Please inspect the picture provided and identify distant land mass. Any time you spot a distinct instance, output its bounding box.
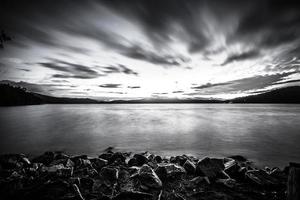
[230,86,300,104]
[0,84,98,106]
[0,83,300,106]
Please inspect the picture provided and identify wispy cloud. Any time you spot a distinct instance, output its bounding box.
[99,84,122,88]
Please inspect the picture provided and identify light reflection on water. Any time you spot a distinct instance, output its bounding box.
[0,104,300,167]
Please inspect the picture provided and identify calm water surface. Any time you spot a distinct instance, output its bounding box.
[0,104,300,167]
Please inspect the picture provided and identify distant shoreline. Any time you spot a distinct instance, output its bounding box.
[1,83,300,106]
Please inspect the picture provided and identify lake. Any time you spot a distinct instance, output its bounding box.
[0,104,300,168]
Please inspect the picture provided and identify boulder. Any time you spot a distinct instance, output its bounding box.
[42,164,73,177]
[80,177,94,191]
[73,184,85,200]
[228,155,247,162]
[224,159,245,181]
[90,158,107,171]
[50,158,74,168]
[216,178,237,188]
[133,154,148,166]
[100,167,119,184]
[154,155,162,163]
[32,151,55,165]
[245,169,281,186]
[112,191,153,200]
[109,152,126,164]
[183,160,196,174]
[155,163,186,181]
[0,154,30,170]
[195,157,225,180]
[138,164,162,189]
[167,193,186,200]
[170,156,188,166]
[99,153,113,161]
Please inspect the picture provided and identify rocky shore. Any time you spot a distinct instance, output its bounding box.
[0,150,288,200]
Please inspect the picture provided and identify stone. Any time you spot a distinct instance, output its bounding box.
[190,176,210,185]
[224,159,245,181]
[228,155,247,162]
[73,184,85,200]
[50,158,74,168]
[73,158,92,169]
[138,164,162,189]
[156,163,186,180]
[195,157,225,180]
[216,178,236,188]
[170,156,188,166]
[99,153,113,161]
[80,177,94,191]
[54,152,70,160]
[183,160,196,174]
[90,158,107,171]
[128,158,139,167]
[109,152,126,164]
[0,154,31,170]
[133,154,148,166]
[32,151,55,165]
[167,193,186,200]
[112,191,153,200]
[246,169,281,186]
[100,167,119,184]
[42,164,73,177]
[154,155,162,163]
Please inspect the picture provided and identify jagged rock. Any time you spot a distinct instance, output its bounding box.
[128,158,139,166]
[113,191,153,200]
[32,151,55,165]
[156,163,186,180]
[167,193,186,200]
[109,152,126,164]
[224,159,245,181]
[229,155,247,162]
[80,177,94,191]
[90,158,107,171]
[246,169,281,186]
[154,155,162,163]
[138,164,162,189]
[73,184,85,200]
[195,157,225,180]
[189,176,210,185]
[42,164,73,177]
[216,178,237,188]
[100,167,118,185]
[99,153,113,161]
[54,152,70,160]
[0,154,31,170]
[269,167,287,184]
[50,158,74,168]
[170,156,188,166]
[133,154,148,166]
[72,158,91,169]
[183,160,196,174]
[30,179,71,200]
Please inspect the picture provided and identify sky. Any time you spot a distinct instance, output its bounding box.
[0,0,300,100]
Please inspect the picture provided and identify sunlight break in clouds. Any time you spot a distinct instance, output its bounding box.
[0,0,299,100]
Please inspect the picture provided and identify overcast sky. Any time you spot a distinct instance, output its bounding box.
[0,0,300,100]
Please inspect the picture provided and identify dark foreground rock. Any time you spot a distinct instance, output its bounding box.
[0,151,288,200]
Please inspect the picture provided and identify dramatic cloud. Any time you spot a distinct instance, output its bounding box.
[102,64,138,76]
[221,50,260,66]
[40,60,101,79]
[0,0,299,99]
